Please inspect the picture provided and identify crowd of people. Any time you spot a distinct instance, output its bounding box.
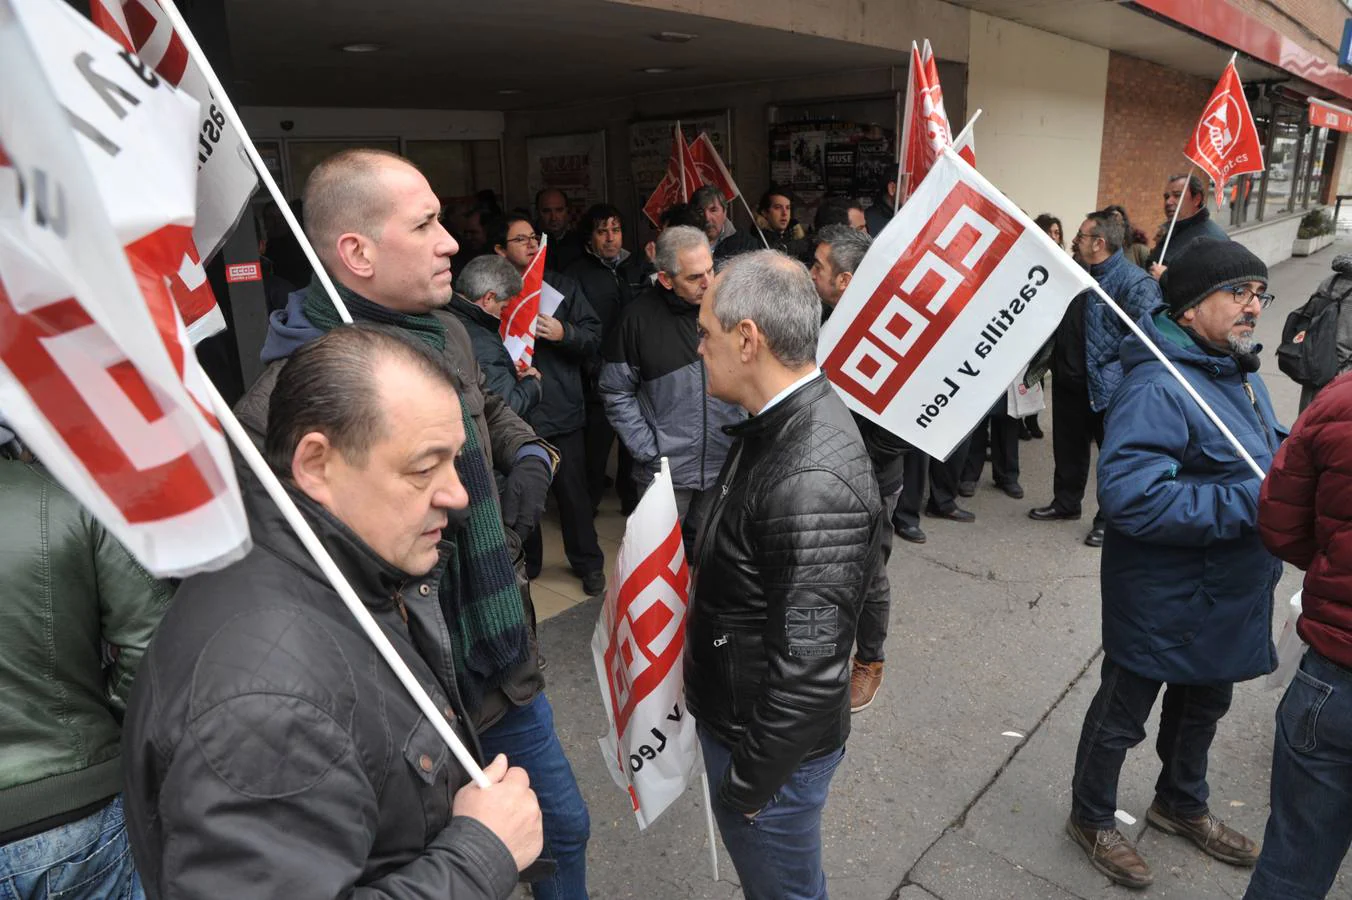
[7,146,1352,900]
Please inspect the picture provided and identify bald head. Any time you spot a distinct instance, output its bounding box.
[303,149,414,270]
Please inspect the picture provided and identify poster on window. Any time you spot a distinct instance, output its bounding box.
[526,132,608,221]
[768,120,895,226]
[629,113,732,209]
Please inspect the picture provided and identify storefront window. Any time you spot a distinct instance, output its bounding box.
[1261,105,1303,220]
[1226,102,1335,229]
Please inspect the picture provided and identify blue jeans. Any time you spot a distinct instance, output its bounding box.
[1071,656,1233,830]
[478,694,590,900]
[1245,650,1352,899]
[0,795,143,900]
[698,728,844,900]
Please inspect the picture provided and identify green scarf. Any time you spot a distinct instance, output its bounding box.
[302,278,528,717]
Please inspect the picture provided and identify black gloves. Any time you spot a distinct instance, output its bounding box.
[500,455,553,540]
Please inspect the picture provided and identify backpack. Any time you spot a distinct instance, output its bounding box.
[1277,279,1352,388]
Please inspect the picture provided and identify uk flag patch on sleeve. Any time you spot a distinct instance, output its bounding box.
[786,606,837,658]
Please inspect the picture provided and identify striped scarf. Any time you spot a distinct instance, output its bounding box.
[303,279,528,716]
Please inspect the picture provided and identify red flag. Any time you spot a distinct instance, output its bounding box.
[500,237,547,369]
[689,133,739,202]
[901,41,966,203]
[1184,60,1264,208]
[642,123,703,226]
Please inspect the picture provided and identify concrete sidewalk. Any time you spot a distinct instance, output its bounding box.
[532,239,1352,899]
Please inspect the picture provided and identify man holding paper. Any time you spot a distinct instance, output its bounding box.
[1067,240,1281,888]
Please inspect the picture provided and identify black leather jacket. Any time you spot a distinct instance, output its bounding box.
[685,375,882,814]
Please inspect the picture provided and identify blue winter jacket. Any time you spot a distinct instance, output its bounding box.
[1084,250,1163,412]
[1097,311,1284,685]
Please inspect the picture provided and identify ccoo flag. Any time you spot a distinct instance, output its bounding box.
[0,0,249,577]
[591,458,699,829]
[819,148,1095,460]
[1185,59,1264,209]
[500,235,547,370]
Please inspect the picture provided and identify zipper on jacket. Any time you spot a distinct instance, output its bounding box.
[1241,376,1278,454]
[713,634,729,647]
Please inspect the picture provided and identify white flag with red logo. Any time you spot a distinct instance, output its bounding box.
[819,149,1095,460]
[591,458,699,830]
[689,132,739,202]
[0,0,249,577]
[1184,59,1264,209]
[500,236,546,370]
[643,123,703,227]
[92,0,257,336]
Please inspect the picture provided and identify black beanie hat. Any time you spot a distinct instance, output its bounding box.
[1161,239,1268,319]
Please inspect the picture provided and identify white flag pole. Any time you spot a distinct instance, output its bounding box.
[1155,167,1193,267]
[701,773,720,882]
[205,378,491,787]
[737,193,772,249]
[896,43,918,212]
[1095,285,1265,480]
[155,0,351,324]
[951,108,982,150]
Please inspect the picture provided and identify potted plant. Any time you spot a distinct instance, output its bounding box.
[1294,208,1336,256]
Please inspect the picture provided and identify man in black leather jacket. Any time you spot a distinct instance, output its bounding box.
[687,249,883,900]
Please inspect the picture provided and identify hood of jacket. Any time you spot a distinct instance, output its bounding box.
[260,289,323,364]
[1118,308,1246,380]
[446,292,500,332]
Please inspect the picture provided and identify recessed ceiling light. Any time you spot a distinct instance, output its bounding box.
[640,66,683,74]
[340,42,382,53]
[652,31,697,43]
[498,89,523,95]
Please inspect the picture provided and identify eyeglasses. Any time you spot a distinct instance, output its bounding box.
[1222,285,1275,309]
[1072,231,1097,243]
[506,233,540,246]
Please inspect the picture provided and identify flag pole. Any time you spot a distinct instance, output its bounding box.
[1094,284,1265,480]
[701,773,720,882]
[896,43,918,212]
[1155,166,1194,267]
[204,378,491,787]
[737,193,772,249]
[952,108,982,150]
[155,0,351,324]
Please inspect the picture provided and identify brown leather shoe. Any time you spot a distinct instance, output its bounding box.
[850,658,884,712]
[1065,817,1153,889]
[1146,802,1259,866]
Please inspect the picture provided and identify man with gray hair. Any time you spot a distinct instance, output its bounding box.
[686,250,883,899]
[600,225,743,554]
[692,184,759,266]
[449,255,543,420]
[812,225,909,712]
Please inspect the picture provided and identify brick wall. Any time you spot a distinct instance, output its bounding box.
[1227,0,1344,62]
[1096,52,1214,246]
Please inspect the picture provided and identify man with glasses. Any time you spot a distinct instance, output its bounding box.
[1030,211,1161,546]
[1147,173,1228,279]
[1065,239,1281,890]
[492,213,608,598]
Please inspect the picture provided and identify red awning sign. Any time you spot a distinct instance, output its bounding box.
[1310,97,1352,132]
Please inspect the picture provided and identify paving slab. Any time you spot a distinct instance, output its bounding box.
[910,831,1086,900]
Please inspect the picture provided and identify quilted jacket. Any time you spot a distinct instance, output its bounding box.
[1259,371,1352,671]
[1084,250,1163,412]
[1098,311,1283,685]
[685,375,882,814]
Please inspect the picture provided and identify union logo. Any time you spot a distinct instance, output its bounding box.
[1198,91,1241,161]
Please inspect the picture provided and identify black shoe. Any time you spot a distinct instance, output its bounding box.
[1018,423,1033,441]
[957,481,977,498]
[1028,505,1081,521]
[581,571,607,596]
[1027,417,1045,439]
[926,505,975,523]
[1084,528,1104,547]
[999,481,1025,500]
[894,522,928,544]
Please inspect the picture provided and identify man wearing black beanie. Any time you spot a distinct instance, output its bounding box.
[1065,238,1283,889]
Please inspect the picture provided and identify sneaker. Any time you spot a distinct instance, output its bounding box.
[849,658,884,712]
[1145,802,1259,867]
[581,570,607,596]
[1065,817,1154,889]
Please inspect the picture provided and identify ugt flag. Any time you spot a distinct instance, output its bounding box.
[643,123,702,227]
[819,148,1095,460]
[592,458,699,829]
[500,235,547,370]
[1185,59,1264,209]
[92,0,259,340]
[0,0,250,577]
[689,132,738,203]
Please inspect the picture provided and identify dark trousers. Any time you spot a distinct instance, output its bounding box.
[584,393,635,512]
[894,436,973,527]
[525,428,605,576]
[1071,656,1233,831]
[1051,376,1104,524]
[962,401,1020,487]
[856,490,900,663]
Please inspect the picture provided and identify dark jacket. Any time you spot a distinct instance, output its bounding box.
[1259,371,1352,671]
[864,194,894,238]
[1148,206,1229,267]
[685,375,882,814]
[542,230,585,276]
[1098,311,1283,685]
[0,461,170,841]
[1084,250,1164,411]
[236,290,549,730]
[122,473,518,899]
[447,293,542,419]
[599,285,743,490]
[821,303,908,494]
[530,273,602,439]
[710,224,761,268]
[1051,293,1090,385]
[563,248,649,349]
